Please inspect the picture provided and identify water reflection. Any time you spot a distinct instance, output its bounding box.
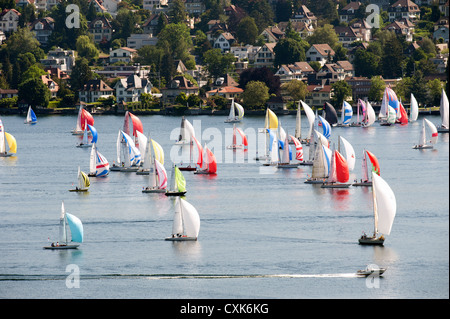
[170,240,202,262]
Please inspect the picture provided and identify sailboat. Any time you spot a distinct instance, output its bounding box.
[227,124,248,149]
[338,136,355,172]
[413,118,438,149]
[362,101,376,127]
[72,106,94,135]
[359,172,396,245]
[88,143,109,177]
[69,166,90,192]
[165,197,200,241]
[277,132,298,168]
[437,88,449,133]
[409,93,419,122]
[255,108,278,161]
[292,101,302,143]
[123,111,144,147]
[44,201,83,250]
[77,123,97,148]
[379,88,399,125]
[323,102,338,126]
[136,132,164,174]
[321,148,351,188]
[396,101,408,125]
[24,106,37,124]
[305,137,331,184]
[337,101,352,127]
[165,165,187,196]
[142,142,167,193]
[225,98,244,123]
[301,101,315,144]
[318,115,331,140]
[176,117,196,144]
[352,150,379,186]
[111,130,141,171]
[194,144,217,174]
[178,135,202,171]
[0,118,17,157]
[289,135,303,163]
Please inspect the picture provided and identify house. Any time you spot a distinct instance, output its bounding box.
[205,86,243,100]
[206,20,229,42]
[291,5,317,27]
[316,63,347,84]
[306,44,335,66]
[254,42,276,68]
[33,0,60,11]
[41,74,59,98]
[93,64,149,79]
[115,74,153,103]
[29,17,54,46]
[109,47,137,64]
[142,13,168,35]
[384,20,414,42]
[334,26,361,48]
[0,88,18,99]
[349,19,372,42]
[277,21,314,39]
[79,79,114,103]
[184,0,206,17]
[40,48,76,73]
[260,26,284,43]
[275,62,315,83]
[213,32,235,52]
[143,0,168,12]
[430,55,448,73]
[0,9,20,33]
[336,60,355,78]
[305,84,332,108]
[433,18,449,43]
[230,45,260,62]
[339,1,362,23]
[347,76,372,101]
[161,76,199,105]
[266,95,287,111]
[127,33,158,49]
[388,0,420,22]
[404,41,420,56]
[88,16,113,44]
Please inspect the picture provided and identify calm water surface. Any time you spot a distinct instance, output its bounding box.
[0,113,448,299]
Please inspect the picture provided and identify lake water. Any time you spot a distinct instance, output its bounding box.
[0,112,448,301]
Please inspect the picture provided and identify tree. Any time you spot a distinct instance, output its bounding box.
[76,35,99,61]
[239,67,281,96]
[18,77,51,108]
[203,49,236,79]
[5,27,44,61]
[354,48,380,77]
[307,24,339,50]
[236,16,259,45]
[330,80,352,108]
[281,80,308,102]
[273,38,306,68]
[368,76,385,102]
[241,81,270,109]
[157,23,194,68]
[381,36,404,79]
[70,58,93,91]
[169,0,187,24]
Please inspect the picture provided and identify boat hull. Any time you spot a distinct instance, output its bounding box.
[69,189,88,192]
[277,163,299,168]
[110,166,122,171]
[76,144,92,148]
[142,188,166,193]
[298,161,313,166]
[165,236,197,241]
[165,191,186,196]
[178,166,197,171]
[120,167,139,172]
[0,153,13,157]
[357,268,386,277]
[304,179,326,184]
[43,244,80,250]
[358,236,385,245]
[136,169,149,175]
[352,181,372,186]
[412,145,433,149]
[321,183,351,188]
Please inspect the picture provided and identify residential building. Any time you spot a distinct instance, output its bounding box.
[0,9,20,33]
[142,13,168,35]
[213,32,235,52]
[30,17,55,46]
[0,88,18,99]
[109,47,138,64]
[161,76,199,105]
[88,16,113,44]
[384,20,414,42]
[184,0,205,17]
[260,26,284,43]
[433,18,449,42]
[430,55,448,73]
[0,31,6,44]
[127,34,158,50]
[388,0,420,22]
[347,76,371,101]
[115,74,153,103]
[41,74,59,98]
[94,64,149,79]
[334,26,362,48]
[339,1,362,23]
[277,21,314,39]
[316,63,347,84]
[230,45,260,62]
[306,44,335,66]
[336,60,355,78]
[205,86,243,100]
[143,0,168,12]
[291,5,317,27]
[40,48,76,73]
[349,19,372,42]
[305,84,333,108]
[275,61,315,83]
[254,43,276,68]
[79,79,114,103]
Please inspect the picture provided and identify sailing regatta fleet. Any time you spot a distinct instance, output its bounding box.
[1,87,448,248]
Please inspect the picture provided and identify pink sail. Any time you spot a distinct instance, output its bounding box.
[192,136,203,166]
[236,128,248,147]
[289,135,303,161]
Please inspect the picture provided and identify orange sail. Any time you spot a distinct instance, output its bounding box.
[81,109,94,130]
[129,112,143,137]
[398,102,408,125]
[366,150,380,175]
[206,147,217,174]
[192,136,203,166]
[335,150,349,183]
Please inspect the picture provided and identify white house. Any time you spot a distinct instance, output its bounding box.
[110,47,138,64]
[213,32,235,52]
[306,44,335,66]
[115,74,153,103]
[143,0,168,12]
[79,79,114,103]
[40,48,76,73]
[0,9,20,33]
[127,34,158,50]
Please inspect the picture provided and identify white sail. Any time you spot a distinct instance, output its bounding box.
[372,172,396,236]
[235,102,244,120]
[295,101,302,140]
[59,201,67,244]
[311,138,326,179]
[301,101,315,139]
[419,120,427,146]
[180,198,200,238]
[0,118,5,153]
[424,118,438,144]
[339,136,355,171]
[440,88,449,129]
[89,143,96,174]
[172,198,184,235]
[365,101,376,126]
[270,132,279,163]
[410,93,419,122]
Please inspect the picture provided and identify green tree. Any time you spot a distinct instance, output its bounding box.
[18,77,51,108]
[241,81,270,109]
[330,80,352,108]
[70,58,93,91]
[76,35,99,61]
[202,48,236,79]
[169,0,187,24]
[157,23,194,68]
[5,27,44,61]
[281,79,308,102]
[381,36,404,78]
[273,38,306,68]
[427,79,443,106]
[307,24,339,50]
[368,76,385,102]
[354,48,381,77]
[236,16,259,45]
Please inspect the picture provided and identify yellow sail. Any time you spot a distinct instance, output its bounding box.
[80,171,90,188]
[264,109,278,129]
[151,139,164,165]
[174,166,186,192]
[5,132,17,154]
